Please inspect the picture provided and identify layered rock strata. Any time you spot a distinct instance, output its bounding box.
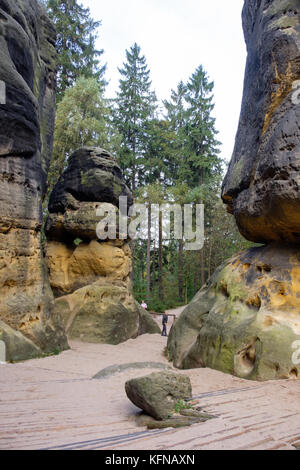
[0,0,68,358]
[46,147,159,344]
[222,0,300,244]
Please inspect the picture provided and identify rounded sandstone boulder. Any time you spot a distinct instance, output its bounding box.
[167,244,300,381]
[125,371,192,420]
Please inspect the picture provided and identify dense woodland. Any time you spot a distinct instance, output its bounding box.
[41,0,253,312]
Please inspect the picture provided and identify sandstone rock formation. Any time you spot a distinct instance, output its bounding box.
[125,371,192,420]
[168,245,300,380]
[222,0,300,244]
[46,147,159,344]
[136,302,161,336]
[0,0,68,358]
[168,0,300,380]
[0,320,41,362]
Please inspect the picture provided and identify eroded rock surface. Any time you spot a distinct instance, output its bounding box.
[136,302,161,336]
[222,0,300,244]
[46,147,158,344]
[125,371,192,420]
[168,245,300,380]
[0,0,68,357]
[0,319,42,362]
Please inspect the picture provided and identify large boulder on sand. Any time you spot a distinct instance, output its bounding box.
[0,320,41,362]
[54,281,139,344]
[0,0,68,357]
[167,245,300,380]
[136,302,161,336]
[125,371,192,420]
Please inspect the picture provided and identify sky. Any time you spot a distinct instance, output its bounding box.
[81,0,247,163]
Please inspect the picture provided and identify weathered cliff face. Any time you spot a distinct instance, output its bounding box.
[168,0,300,380]
[46,147,160,344]
[222,0,300,244]
[0,0,68,359]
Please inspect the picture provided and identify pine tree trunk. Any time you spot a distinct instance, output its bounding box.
[207,235,213,279]
[132,168,136,193]
[200,245,205,287]
[193,255,198,294]
[146,204,151,301]
[199,167,205,287]
[130,134,136,280]
[132,125,136,192]
[158,210,163,299]
[178,239,184,302]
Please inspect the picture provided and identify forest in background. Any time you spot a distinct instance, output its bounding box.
[40,0,254,312]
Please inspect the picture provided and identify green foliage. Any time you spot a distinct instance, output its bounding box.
[45,76,112,203]
[143,119,177,186]
[174,400,192,414]
[131,65,230,308]
[164,65,222,189]
[46,0,106,99]
[54,76,109,149]
[113,43,157,191]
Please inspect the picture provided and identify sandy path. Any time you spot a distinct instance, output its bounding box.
[0,333,300,450]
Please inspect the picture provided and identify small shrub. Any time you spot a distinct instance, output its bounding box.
[174,399,192,414]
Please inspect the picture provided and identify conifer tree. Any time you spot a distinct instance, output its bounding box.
[114,43,157,192]
[46,0,106,99]
[163,81,188,182]
[184,66,222,289]
[184,65,222,187]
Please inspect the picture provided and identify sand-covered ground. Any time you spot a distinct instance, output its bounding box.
[1,306,300,450]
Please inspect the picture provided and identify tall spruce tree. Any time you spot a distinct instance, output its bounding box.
[163,81,188,182]
[163,68,223,295]
[114,43,157,192]
[143,119,175,186]
[185,66,222,289]
[184,65,222,187]
[46,0,106,99]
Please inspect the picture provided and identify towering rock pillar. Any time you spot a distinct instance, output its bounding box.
[222,0,300,242]
[167,0,300,380]
[46,147,160,344]
[0,0,68,359]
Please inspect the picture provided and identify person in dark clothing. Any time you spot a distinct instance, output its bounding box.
[162,312,168,336]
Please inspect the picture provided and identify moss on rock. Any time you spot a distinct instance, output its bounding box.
[168,245,300,381]
[125,371,192,420]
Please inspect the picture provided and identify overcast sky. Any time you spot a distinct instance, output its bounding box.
[81,0,246,163]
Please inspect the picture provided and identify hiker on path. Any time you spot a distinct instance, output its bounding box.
[162,311,168,336]
[141,300,147,310]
